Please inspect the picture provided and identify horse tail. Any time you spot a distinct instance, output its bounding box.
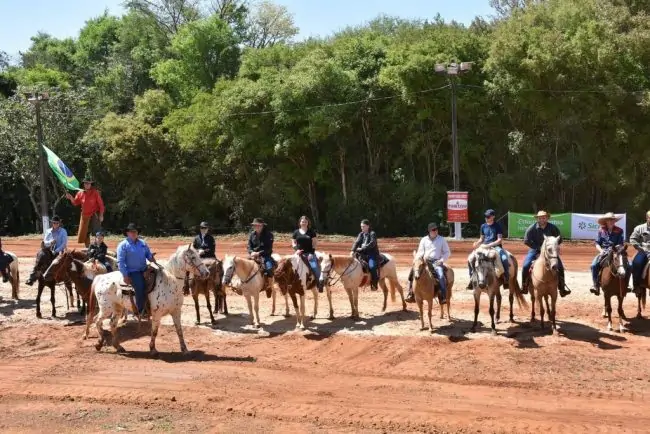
[642,289,647,311]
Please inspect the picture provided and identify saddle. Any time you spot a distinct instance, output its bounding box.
[253,256,276,298]
[120,265,159,318]
[297,254,318,290]
[357,253,390,274]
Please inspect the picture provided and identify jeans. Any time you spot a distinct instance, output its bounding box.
[102,261,112,273]
[306,254,321,282]
[366,254,379,283]
[128,271,146,315]
[494,247,509,280]
[261,255,274,277]
[591,255,601,287]
[522,249,565,283]
[433,264,447,301]
[632,251,650,287]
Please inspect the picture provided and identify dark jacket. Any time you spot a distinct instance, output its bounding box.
[248,228,274,257]
[193,233,216,258]
[88,242,108,263]
[352,231,379,257]
[524,223,562,251]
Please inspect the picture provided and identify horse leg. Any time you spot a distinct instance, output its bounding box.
[417,297,426,331]
[543,296,553,332]
[172,311,190,355]
[244,294,255,327]
[495,290,502,323]
[299,295,306,330]
[353,287,360,319]
[550,294,558,333]
[311,287,318,319]
[192,291,201,325]
[538,293,545,330]
[380,280,388,312]
[11,270,19,299]
[36,282,44,319]
[253,292,261,329]
[283,292,290,317]
[617,295,628,333]
[344,286,355,319]
[94,308,108,351]
[271,286,277,316]
[149,317,161,357]
[205,290,216,325]
[428,299,434,332]
[637,296,643,320]
[605,295,613,332]
[530,288,536,323]
[394,278,407,312]
[110,310,125,353]
[471,290,480,332]
[489,292,497,335]
[50,284,57,318]
[326,285,334,320]
[508,291,515,323]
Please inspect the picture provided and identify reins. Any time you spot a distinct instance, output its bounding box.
[324,256,358,287]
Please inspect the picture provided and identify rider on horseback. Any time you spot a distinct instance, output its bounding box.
[466,209,509,290]
[248,218,275,295]
[0,238,13,283]
[193,221,216,259]
[590,212,629,296]
[630,211,650,296]
[117,223,154,316]
[521,210,570,297]
[350,219,380,290]
[88,231,112,272]
[405,222,451,304]
[292,216,324,293]
[43,216,68,255]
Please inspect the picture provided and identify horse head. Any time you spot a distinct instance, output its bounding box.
[412,254,427,280]
[319,254,334,285]
[274,258,294,286]
[611,243,629,278]
[182,244,209,279]
[473,251,495,290]
[222,255,236,286]
[542,235,561,271]
[43,250,73,283]
[26,244,57,285]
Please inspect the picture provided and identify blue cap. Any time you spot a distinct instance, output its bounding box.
[95,231,104,237]
[484,209,496,217]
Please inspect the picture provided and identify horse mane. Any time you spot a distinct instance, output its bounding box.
[166,245,190,278]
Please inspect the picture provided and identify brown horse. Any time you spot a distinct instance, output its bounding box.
[411,253,454,331]
[598,244,630,332]
[186,258,223,325]
[3,251,19,299]
[529,236,560,333]
[273,256,308,329]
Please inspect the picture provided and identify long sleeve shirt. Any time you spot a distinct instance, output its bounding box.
[193,233,216,258]
[117,237,153,277]
[595,226,625,250]
[416,235,451,262]
[630,223,650,253]
[247,229,274,256]
[523,223,562,251]
[71,188,105,217]
[351,231,379,256]
[88,242,108,262]
[44,228,68,253]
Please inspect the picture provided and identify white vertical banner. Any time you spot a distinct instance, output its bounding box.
[570,213,626,240]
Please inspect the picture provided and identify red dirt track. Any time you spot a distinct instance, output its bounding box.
[1,237,649,433]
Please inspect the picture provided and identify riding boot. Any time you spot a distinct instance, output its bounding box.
[502,273,510,290]
[590,283,600,296]
[558,270,570,297]
[264,275,273,298]
[405,280,415,303]
[1,267,8,283]
[520,277,529,295]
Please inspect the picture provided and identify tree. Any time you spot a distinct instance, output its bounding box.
[245,0,299,48]
[123,0,202,35]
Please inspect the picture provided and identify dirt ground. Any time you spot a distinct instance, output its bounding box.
[1,236,650,433]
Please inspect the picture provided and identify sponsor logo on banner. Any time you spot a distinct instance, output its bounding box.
[447,191,468,223]
[571,213,626,240]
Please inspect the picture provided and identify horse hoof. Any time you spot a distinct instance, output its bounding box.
[150,349,159,358]
[619,325,628,333]
[115,345,126,353]
[182,350,191,357]
[211,320,217,326]
[328,315,335,321]
[637,313,643,320]
[470,327,477,333]
[36,313,42,319]
[420,326,429,331]
[95,342,103,351]
[253,324,260,329]
[491,329,498,336]
[607,325,613,332]
[194,321,200,326]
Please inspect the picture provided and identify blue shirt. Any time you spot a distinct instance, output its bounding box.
[596,226,625,249]
[480,222,503,245]
[44,227,68,253]
[117,237,153,277]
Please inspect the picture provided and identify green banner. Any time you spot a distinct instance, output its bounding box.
[507,212,572,238]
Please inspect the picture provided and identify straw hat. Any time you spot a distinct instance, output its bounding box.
[597,212,621,225]
[535,210,550,218]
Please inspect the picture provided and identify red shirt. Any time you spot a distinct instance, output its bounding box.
[72,188,105,217]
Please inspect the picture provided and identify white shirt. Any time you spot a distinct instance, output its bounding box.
[416,235,451,262]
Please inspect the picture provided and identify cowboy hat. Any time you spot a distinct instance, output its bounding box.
[535,210,550,218]
[50,215,62,223]
[199,221,211,229]
[81,178,95,184]
[597,212,622,225]
[251,218,266,226]
[123,223,140,235]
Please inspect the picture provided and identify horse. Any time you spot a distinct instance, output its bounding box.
[2,251,20,299]
[529,235,560,333]
[597,244,630,332]
[273,255,318,329]
[25,243,81,318]
[222,254,280,329]
[411,253,454,332]
[186,258,223,325]
[319,253,406,319]
[88,244,208,356]
[469,249,502,335]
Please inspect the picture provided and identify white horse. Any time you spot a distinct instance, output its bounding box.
[222,254,281,329]
[3,251,19,299]
[319,253,406,319]
[88,244,208,356]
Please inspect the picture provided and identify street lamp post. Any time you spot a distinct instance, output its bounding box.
[435,62,472,240]
[26,91,50,235]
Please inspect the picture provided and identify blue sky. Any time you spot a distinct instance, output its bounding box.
[0,0,494,58]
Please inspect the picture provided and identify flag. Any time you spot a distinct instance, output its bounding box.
[42,145,81,191]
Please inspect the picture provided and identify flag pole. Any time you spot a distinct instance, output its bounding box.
[27,92,50,235]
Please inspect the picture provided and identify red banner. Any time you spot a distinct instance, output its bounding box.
[447,191,469,223]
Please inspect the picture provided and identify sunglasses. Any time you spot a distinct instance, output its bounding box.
[429,228,438,232]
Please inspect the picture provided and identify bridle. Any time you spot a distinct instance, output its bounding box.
[223,256,260,286]
[542,239,560,273]
[321,255,358,287]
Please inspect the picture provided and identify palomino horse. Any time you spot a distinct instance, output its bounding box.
[25,243,80,318]
[273,255,312,329]
[222,254,281,329]
[597,244,630,332]
[319,253,406,319]
[470,249,502,335]
[88,244,208,356]
[529,235,560,333]
[411,253,454,331]
[3,251,19,299]
[186,258,223,325]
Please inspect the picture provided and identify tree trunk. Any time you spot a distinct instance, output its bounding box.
[339,147,347,204]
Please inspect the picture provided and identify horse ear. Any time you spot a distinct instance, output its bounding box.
[543,234,548,240]
[188,243,192,250]
[41,241,45,249]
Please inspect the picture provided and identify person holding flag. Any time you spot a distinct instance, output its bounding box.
[65,178,105,247]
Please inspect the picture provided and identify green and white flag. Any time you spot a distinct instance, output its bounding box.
[42,145,81,191]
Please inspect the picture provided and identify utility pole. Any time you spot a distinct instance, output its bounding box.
[26,91,50,235]
[435,62,472,240]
